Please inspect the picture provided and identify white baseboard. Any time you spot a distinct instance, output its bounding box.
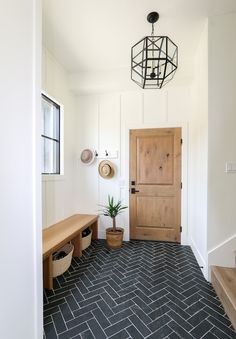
[98,231,106,240]
[190,238,208,280]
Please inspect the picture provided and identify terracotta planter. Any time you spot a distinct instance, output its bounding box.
[106,227,124,249]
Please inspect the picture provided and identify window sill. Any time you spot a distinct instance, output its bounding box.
[42,175,66,182]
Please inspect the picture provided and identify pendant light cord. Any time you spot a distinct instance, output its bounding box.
[151,23,154,36]
[151,23,155,74]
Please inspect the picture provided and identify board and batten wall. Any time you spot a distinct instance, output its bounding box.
[42,47,77,228]
[75,87,193,246]
[208,12,236,270]
[42,38,210,278]
[188,21,208,277]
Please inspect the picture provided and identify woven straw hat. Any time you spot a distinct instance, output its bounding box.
[80,149,95,165]
[98,160,115,179]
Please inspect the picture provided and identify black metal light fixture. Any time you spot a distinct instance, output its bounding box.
[131,12,178,89]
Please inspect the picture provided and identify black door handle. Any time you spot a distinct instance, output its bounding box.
[131,187,140,194]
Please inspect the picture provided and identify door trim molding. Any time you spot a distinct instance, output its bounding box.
[123,121,188,245]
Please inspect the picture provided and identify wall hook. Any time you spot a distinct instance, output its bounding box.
[95,150,98,157]
[105,150,108,156]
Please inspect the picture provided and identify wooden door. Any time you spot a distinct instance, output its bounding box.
[130,128,181,242]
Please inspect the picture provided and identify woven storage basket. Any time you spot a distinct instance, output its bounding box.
[81,230,92,251]
[52,243,74,278]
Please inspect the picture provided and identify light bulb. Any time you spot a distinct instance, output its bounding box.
[150,69,156,79]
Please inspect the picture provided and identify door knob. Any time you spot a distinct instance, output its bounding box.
[131,187,140,194]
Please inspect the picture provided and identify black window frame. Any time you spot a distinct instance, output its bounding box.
[41,93,61,175]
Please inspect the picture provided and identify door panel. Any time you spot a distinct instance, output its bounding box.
[137,135,174,185]
[137,196,175,228]
[130,128,181,242]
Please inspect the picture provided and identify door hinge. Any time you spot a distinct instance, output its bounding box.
[181,182,182,189]
[180,226,182,233]
[181,138,183,145]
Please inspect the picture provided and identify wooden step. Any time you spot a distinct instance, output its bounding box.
[211,266,236,330]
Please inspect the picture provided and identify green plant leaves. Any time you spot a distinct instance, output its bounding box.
[99,195,128,219]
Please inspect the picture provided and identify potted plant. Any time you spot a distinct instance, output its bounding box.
[100,195,127,249]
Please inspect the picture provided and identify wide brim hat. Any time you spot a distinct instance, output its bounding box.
[80,149,95,165]
[98,160,115,179]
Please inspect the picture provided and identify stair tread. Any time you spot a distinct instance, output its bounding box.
[212,266,236,308]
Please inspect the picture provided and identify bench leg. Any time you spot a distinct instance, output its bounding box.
[91,220,98,240]
[72,233,82,257]
[43,255,53,289]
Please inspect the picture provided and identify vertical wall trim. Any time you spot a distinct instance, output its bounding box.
[33,0,43,337]
[119,94,122,199]
[45,182,48,226]
[97,96,101,204]
[166,90,169,122]
[142,93,144,124]
[185,122,189,242]
[44,49,48,92]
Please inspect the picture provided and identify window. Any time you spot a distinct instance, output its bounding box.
[41,94,61,174]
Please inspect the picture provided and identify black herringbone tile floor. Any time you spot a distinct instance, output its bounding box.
[43,240,236,339]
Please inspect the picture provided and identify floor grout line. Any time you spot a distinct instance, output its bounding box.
[43,240,236,339]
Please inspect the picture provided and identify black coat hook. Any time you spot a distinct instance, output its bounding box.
[95,150,98,157]
[105,150,108,156]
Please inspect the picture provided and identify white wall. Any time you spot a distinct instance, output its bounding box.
[75,86,192,244]
[73,22,212,278]
[207,12,236,269]
[188,21,208,277]
[42,47,77,228]
[69,60,194,95]
[0,1,42,339]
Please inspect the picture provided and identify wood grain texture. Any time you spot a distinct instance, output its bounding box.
[43,214,98,259]
[137,134,173,184]
[43,214,98,289]
[43,255,53,290]
[130,128,181,242]
[137,196,175,227]
[211,266,236,330]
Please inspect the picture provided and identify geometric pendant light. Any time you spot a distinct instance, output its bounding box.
[131,12,178,89]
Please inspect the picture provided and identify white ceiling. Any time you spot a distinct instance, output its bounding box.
[43,0,236,74]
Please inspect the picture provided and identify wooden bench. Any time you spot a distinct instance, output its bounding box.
[43,214,98,289]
